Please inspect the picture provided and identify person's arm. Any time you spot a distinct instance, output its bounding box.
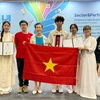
[65,31,69,39]
[79,37,97,52]
[43,36,48,46]
[30,35,34,44]
[11,35,14,42]
[79,47,89,51]
[14,34,18,48]
[88,38,97,52]
[95,37,100,53]
[47,32,52,46]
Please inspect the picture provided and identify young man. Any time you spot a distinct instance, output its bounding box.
[15,20,32,93]
[48,16,68,93]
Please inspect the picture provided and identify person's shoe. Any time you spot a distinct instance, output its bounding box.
[23,85,28,93]
[58,88,63,93]
[67,90,73,94]
[52,89,57,94]
[66,85,73,94]
[18,87,23,93]
[32,90,37,94]
[0,90,4,95]
[38,89,42,94]
[3,91,10,95]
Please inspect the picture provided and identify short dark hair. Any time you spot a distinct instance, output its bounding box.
[70,24,78,31]
[54,16,65,23]
[19,20,28,26]
[83,25,91,31]
[34,23,43,28]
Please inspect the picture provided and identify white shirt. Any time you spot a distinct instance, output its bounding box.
[48,29,68,44]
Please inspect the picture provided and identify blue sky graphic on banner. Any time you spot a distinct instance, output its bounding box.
[23,1,69,37]
[0,1,100,38]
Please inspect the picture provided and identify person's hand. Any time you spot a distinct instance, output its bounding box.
[84,47,89,51]
[78,47,89,51]
[78,47,84,50]
[48,43,52,46]
[23,41,26,44]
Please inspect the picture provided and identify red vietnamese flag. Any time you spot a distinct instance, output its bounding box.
[23,43,78,85]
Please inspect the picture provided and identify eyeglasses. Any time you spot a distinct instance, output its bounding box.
[21,24,27,26]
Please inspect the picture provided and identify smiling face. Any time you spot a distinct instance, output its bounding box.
[3,22,10,32]
[70,24,78,35]
[55,21,63,29]
[20,22,28,32]
[83,29,91,37]
[35,24,43,34]
[83,25,91,37]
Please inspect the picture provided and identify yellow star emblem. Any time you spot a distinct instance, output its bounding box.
[43,58,58,72]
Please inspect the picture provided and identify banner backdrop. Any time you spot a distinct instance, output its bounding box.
[0,1,100,38]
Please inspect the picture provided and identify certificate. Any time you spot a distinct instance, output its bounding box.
[73,37,84,48]
[3,42,14,55]
[0,42,2,55]
[52,35,64,47]
[63,39,73,47]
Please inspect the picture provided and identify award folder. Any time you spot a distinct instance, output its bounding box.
[3,42,14,55]
[63,39,73,47]
[52,35,64,47]
[73,37,84,48]
[0,42,2,55]
[63,36,84,48]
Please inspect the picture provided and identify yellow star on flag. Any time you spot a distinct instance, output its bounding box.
[43,58,58,72]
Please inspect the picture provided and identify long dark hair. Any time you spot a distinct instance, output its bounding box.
[0,21,10,42]
[70,24,78,32]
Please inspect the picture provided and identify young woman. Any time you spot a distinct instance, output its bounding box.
[0,21,15,95]
[66,24,81,94]
[76,25,100,99]
[69,24,80,39]
[30,23,47,94]
[95,36,100,83]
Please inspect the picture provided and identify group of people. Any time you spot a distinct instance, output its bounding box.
[0,16,100,99]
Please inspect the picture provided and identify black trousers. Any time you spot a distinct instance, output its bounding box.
[17,58,29,87]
